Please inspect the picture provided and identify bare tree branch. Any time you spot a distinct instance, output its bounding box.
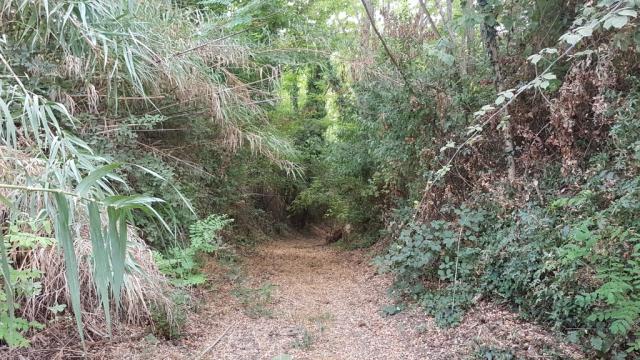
[417,0,443,39]
[169,29,250,59]
[434,0,458,49]
[359,0,416,95]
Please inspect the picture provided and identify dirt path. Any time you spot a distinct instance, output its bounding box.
[113,234,581,360]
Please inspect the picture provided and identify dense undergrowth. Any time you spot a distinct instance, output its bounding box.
[360,3,640,358]
[2,0,640,358]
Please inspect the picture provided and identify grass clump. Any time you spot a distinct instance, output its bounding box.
[150,290,191,340]
[231,282,277,319]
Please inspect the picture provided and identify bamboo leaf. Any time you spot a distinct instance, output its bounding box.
[106,206,125,310]
[0,193,13,209]
[0,97,16,147]
[87,202,112,337]
[0,233,16,344]
[130,164,196,215]
[75,163,121,197]
[104,195,170,232]
[53,193,85,348]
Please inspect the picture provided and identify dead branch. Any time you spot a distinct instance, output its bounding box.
[196,322,236,360]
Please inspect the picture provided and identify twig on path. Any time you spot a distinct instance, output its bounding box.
[86,330,151,347]
[195,322,236,360]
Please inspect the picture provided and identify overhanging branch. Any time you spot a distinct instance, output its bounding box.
[359,0,416,95]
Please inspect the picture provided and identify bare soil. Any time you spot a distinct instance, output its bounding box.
[105,233,581,360]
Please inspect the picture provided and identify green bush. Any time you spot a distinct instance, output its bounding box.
[154,214,233,287]
[381,177,640,355]
[377,206,487,327]
[381,174,640,354]
[376,78,640,356]
[0,222,51,347]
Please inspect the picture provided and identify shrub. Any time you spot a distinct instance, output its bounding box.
[150,290,190,340]
[154,214,233,287]
[375,63,640,356]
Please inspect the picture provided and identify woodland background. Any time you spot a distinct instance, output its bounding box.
[1,0,640,357]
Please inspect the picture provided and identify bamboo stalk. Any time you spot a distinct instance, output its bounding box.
[0,184,93,202]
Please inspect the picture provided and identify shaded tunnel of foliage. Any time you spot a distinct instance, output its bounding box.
[1,0,640,358]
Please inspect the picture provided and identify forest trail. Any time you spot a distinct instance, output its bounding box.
[113,233,582,360]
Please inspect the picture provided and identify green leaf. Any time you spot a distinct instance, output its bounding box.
[610,319,631,335]
[436,52,455,66]
[560,33,583,45]
[107,206,126,311]
[528,54,542,65]
[75,163,121,197]
[617,9,638,17]
[567,331,580,344]
[104,195,170,233]
[53,194,85,348]
[381,304,403,316]
[440,141,456,153]
[48,304,67,314]
[88,202,113,337]
[576,26,594,37]
[0,193,13,209]
[129,164,196,215]
[590,336,604,351]
[604,15,629,30]
[0,233,16,343]
[574,50,595,57]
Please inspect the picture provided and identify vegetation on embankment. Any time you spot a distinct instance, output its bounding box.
[2,0,640,358]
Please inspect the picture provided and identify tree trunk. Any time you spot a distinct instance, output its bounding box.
[479,0,516,182]
[462,0,475,74]
[417,0,443,39]
[361,0,375,51]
